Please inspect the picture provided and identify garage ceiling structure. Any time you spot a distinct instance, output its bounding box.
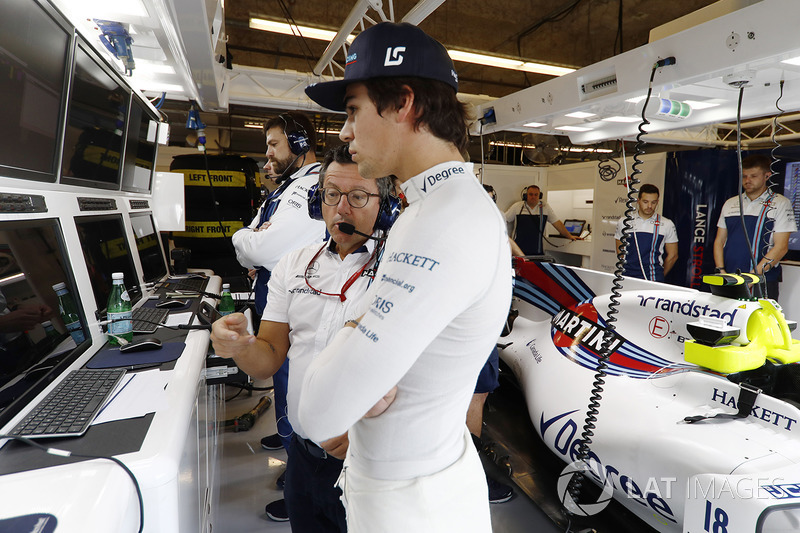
[53,0,772,161]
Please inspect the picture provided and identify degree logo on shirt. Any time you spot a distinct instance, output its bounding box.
[419,166,465,193]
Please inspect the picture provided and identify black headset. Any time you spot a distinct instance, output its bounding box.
[307,183,401,233]
[279,113,311,156]
[521,185,542,201]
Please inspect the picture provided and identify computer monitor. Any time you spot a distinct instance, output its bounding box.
[74,214,142,313]
[60,40,130,190]
[0,0,72,183]
[0,218,90,430]
[129,212,168,284]
[121,98,159,194]
[563,219,586,236]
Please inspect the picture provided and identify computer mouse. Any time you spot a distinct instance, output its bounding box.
[155,298,189,309]
[119,338,163,353]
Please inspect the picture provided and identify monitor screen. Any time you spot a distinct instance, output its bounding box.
[0,0,72,182]
[130,212,168,284]
[121,98,159,193]
[60,42,130,190]
[75,214,141,312]
[563,219,586,236]
[0,218,90,429]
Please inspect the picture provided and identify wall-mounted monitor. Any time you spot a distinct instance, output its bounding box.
[0,218,90,430]
[121,98,159,193]
[0,0,72,183]
[74,214,141,313]
[60,40,130,190]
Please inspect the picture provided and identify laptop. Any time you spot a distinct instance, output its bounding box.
[551,219,586,238]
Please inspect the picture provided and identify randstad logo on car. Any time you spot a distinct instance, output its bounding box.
[636,295,738,325]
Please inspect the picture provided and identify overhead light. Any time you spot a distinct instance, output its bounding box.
[524,122,547,128]
[604,116,640,123]
[249,17,355,43]
[565,111,595,118]
[683,100,720,110]
[244,121,264,129]
[448,50,575,76]
[566,147,614,153]
[133,60,176,76]
[489,141,523,148]
[555,125,591,132]
[781,55,800,66]
[0,272,25,286]
[625,95,648,103]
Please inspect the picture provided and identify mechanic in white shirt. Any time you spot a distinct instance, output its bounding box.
[615,183,678,282]
[504,185,578,255]
[230,112,326,519]
[302,22,512,532]
[211,144,398,532]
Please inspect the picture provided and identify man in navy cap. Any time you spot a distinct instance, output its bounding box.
[299,22,511,532]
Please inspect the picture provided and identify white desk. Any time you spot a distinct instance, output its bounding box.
[543,236,593,268]
[0,277,223,533]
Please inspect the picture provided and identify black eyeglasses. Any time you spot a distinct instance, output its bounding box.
[320,188,379,208]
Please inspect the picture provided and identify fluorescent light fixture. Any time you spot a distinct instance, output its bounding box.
[555,125,591,132]
[781,55,800,66]
[524,122,547,128]
[0,272,25,286]
[604,116,640,123]
[683,100,720,110]
[565,111,595,118]
[448,50,574,76]
[133,61,176,76]
[566,147,614,153]
[244,121,264,129]
[249,17,355,43]
[489,141,523,148]
[625,95,648,103]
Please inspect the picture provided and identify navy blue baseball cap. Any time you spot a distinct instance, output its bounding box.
[305,22,459,111]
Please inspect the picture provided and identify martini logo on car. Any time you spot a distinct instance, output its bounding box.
[551,305,623,354]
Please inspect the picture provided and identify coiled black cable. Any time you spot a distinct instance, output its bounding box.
[762,80,786,299]
[565,59,669,513]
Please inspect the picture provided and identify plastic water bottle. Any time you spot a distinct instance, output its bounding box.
[41,320,59,340]
[107,272,133,345]
[52,282,86,344]
[218,283,235,316]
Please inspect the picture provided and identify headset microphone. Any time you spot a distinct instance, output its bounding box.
[338,223,385,241]
[274,152,306,185]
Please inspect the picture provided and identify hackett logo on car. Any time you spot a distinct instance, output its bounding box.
[419,166,465,193]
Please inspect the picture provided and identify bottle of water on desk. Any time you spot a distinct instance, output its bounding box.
[219,283,235,316]
[52,282,86,344]
[107,272,133,345]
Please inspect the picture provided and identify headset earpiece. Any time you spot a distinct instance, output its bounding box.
[280,113,311,156]
[375,195,401,232]
[307,183,323,221]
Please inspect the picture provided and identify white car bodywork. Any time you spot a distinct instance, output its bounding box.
[499,260,800,533]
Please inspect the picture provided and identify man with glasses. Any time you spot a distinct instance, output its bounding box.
[211,145,396,532]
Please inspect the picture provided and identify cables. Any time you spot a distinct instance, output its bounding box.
[763,80,786,299]
[0,434,144,533]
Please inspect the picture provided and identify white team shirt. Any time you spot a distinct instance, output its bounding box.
[299,161,513,480]
[717,190,797,237]
[504,200,558,229]
[614,212,678,243]
[231,163,326,271]
[260,238,378,441]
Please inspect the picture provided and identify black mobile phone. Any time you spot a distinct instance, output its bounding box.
[198,300,223,326]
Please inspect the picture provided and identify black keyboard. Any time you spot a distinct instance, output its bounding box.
[9,368,126,439]
[132,306,170,334]
[162,277,207,293]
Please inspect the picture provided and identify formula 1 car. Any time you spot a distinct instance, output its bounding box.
[498,259,800,533]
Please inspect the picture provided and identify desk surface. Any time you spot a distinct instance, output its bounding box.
[0,276,221,533]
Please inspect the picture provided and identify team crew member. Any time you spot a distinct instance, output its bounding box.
[504,185,578,255]
[302,22,512,531]
[714,154,797,300]
[614,184,678,282]
[230,112,325,520]
[212,145,397,532]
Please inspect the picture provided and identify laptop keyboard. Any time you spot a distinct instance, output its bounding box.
[132,306,170,334]
[9,368,126,439]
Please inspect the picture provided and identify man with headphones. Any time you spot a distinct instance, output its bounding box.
[504,185,579,256]
[231,111,326,520]
[212,144,398,532]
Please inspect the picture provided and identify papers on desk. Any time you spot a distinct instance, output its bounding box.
[165,311,193,327]
[93,369,171,426]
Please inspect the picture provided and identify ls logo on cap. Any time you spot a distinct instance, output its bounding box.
[384,46,406,66]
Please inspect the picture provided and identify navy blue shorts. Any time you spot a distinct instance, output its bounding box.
[474,346,500,394]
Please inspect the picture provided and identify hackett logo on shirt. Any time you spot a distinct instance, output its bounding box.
[386,252,440,271]
[419,166,465,193]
